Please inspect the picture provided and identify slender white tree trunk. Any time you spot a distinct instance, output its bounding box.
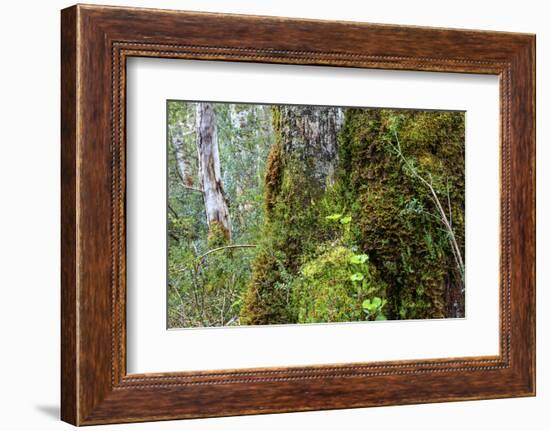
[196,102,232,241]
[173,136,192,186]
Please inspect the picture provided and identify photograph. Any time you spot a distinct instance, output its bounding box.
[43,1,536,427]
[167,101,466,328]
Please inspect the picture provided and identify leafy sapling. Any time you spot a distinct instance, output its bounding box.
[362,297,387,321]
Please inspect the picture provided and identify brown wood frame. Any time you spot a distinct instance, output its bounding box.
[61,4,536,426]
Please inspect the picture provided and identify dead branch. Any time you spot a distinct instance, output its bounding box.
[391,132,465,285]
[197,244,256,262]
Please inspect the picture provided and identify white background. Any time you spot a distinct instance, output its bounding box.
[127,59,499,373]
[0,0,547,430]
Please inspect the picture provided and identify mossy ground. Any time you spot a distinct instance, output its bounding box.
[292,244,387,323]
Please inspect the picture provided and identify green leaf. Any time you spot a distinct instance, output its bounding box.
[362,299,374,310]
[325,213,342,221]
[350,272,364,282]
[371,297,383,308]
[350,254,369,264]
[363,297,386,312]
[375,314,387,321]
[340,216,352,225]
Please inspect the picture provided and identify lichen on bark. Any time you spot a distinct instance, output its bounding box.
[196,102,232,242]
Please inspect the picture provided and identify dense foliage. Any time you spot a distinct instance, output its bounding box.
[167,102,273,327]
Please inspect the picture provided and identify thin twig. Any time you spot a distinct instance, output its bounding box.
[167,203,179,218]
[182,184,205,193]
[197,244,256,262]
[390,132,464,284]
[173,164,204,194]
[169,283,187,327]
[446,177,453,230]
[168,119,194,136]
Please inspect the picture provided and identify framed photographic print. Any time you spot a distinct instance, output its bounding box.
[61,4,535,425]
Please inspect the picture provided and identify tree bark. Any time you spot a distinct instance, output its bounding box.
[265,105,341,215]
[172,136,192,186]
[278,105,341,187]
[196,102,232,242]
[241,105,342,325]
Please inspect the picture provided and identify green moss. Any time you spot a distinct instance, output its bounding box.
[264,107,283,217]
[207,221,230,248]
[241,108,334,324]
[338,109,465,319]
[242,107,465,324]
[240,236,295,325]
[291,245,387,323]
[240,161,324,324]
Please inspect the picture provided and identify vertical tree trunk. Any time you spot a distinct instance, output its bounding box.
[337,108,465,319]
[265,105,341,215]
[241,105,341,325]
[196,102,232,243]
[278,105,340,185]
[172,136,193,187]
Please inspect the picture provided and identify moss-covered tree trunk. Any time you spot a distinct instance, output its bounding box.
[196,102,232,243]
[338,108,465,319]
[241,105,342,324]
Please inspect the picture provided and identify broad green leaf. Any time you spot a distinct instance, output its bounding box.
[362,299,375,310]
[372,297,383,307]
[350,272,364,282]
[350,254,369,264]
[375,314,387,321]
[340,216,352,225]
[325,213,342,221]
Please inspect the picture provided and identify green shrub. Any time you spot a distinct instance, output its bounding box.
[167,240,256,328]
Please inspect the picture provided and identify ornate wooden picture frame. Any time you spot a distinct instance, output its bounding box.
[61,4,535,425]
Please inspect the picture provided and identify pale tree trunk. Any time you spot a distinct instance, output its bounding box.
[172,136,194,187]
[196,102,232,242]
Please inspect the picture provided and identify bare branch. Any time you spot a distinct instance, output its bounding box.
[182,183,205,194]
[390,132,464,285]
[167,203,179,218]
[172,136,190,181]
[446,177,453,230]
[171,140,205,194]
[197,244,256,262]
[168,283,187,327]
